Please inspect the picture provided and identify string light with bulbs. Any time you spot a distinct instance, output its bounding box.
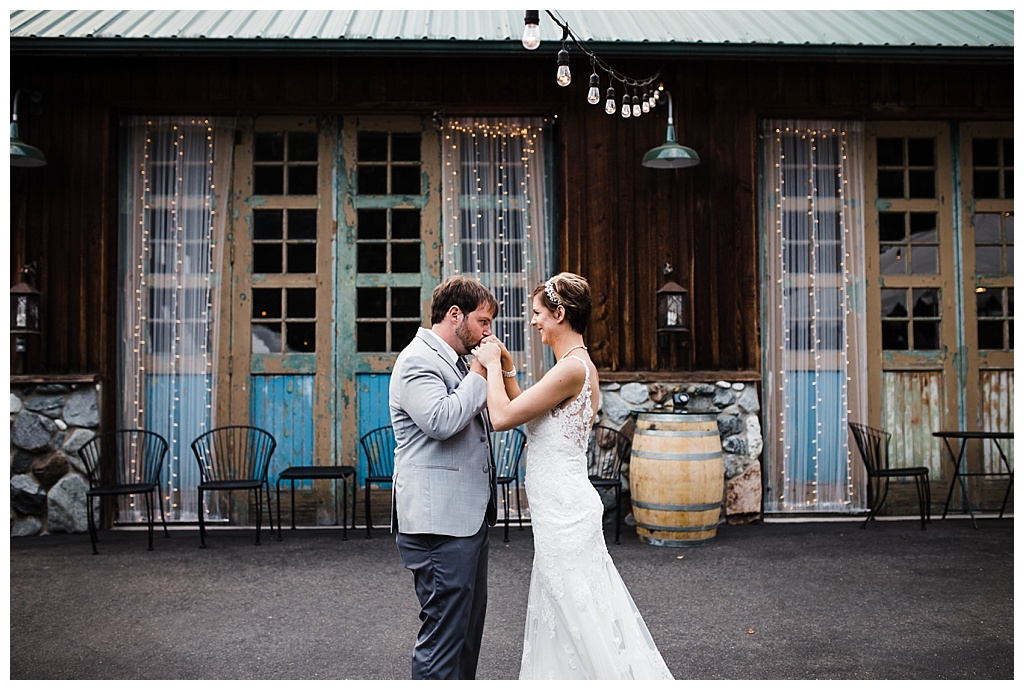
[522,10,663,120]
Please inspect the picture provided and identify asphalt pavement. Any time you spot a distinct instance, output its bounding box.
[7,516,1014,681]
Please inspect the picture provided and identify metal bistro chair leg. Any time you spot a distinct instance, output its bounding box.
[146,491,156,550]
[503,485,511,543]
[516,478,523,531]
[365,479,373,539]
[87,495,99,555]
[198,489,208,548]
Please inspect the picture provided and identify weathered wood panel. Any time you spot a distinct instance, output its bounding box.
[9,51,1013,436]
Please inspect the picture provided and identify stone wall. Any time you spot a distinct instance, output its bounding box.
[595,378,763,525]
[10,379,100,536]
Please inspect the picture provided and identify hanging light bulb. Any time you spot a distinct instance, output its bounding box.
[604,87,617,115]
[621,94,631,118]
[642,90,651,113]
[556,46,572,87]
[587,68,601,105]
[522,10,541,50]
[632,94,642,118]
[649,90,657,108]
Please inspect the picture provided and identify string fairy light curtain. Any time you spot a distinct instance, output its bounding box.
[118,116,235,522]
[761,120,868,513]
[440,117,554,385]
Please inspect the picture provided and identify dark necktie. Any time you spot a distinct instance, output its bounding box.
[457,356,498,526]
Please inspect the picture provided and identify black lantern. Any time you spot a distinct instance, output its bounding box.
[11,280,41,353]
[656,260,688,351]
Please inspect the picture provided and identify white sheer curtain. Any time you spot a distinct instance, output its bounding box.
[119,116,234,522]
[761,120,868,513]
[440,117,554,385]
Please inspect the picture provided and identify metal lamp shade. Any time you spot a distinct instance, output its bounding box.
[643,124,700,169]
[10,122,47,167]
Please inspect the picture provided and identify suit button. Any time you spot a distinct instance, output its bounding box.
[482,464,490,473]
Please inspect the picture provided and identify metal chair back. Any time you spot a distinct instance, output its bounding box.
[360,425,397,482]
[191,425,277,484]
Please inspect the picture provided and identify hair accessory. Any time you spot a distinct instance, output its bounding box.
[545,278,561,306]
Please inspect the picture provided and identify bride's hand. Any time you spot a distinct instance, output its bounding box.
[472,341,502,368]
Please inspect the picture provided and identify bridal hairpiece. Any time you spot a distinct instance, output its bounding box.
[545,278,561,306]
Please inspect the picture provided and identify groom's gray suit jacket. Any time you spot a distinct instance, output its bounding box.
[389,328,495,537]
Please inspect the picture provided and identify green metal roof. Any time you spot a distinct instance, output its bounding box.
[10,9,1013,60]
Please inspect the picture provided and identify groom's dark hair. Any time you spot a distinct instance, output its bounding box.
[430,275,499,324]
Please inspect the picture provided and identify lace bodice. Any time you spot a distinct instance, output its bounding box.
[546,354,594,452]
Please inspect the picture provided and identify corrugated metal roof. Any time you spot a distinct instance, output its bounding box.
[9,9,1013,50]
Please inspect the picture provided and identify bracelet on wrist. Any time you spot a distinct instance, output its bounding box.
[501,367,517,378]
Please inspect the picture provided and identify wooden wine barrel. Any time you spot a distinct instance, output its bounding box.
[630,412,724,547]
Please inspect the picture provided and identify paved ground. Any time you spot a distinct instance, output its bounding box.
[7,517,1013,681]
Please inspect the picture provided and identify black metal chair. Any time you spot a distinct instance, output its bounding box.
[359,425,396,538]
[77,429,170,555]
[849,422,931,530]
[586,424,631,544]
[191,425,277,547]
[491,427,527,543]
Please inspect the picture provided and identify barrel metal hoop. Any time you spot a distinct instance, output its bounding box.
[631,450,722,461]
[636,521,722,533]
[639,534,718,547]
[633,499,723,511]
[634,429,719,437]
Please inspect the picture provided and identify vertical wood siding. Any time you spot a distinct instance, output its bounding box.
[249,374,315,484]
[882,371,945,479]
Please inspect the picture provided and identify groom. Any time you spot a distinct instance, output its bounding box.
[389,275,499,680]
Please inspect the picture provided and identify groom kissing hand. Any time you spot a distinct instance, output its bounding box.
[389,275,499,680]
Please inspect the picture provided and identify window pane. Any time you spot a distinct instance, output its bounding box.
[289,132,318,162]
[288,166,317,195]
[288,209,317,240]
[286,322,316,353]
[358,133,388,162]
[287,288,317,318]
[392,322,419,351]
[254,209,284,240]
[392,209,420,239]
[253,244,283,274]
[975,246,1002,275]
[357,244,386,273]
[357,323,386,352]
[880,244,905,275]
[912,289,940,318]
[358,166,387,194]
[882,321,908,350]
[977,321,1004,350]
[976,290,1004,317]
[392,288,421,318]
[254,132,285,162]
[909,212,937,242]
[876,138,903,166]
[358,210,387,240]
[287,243,317,273]
[881,289,908,318]
[252,288,281,319]
[972,138,999,167]
[879,213,905,242]
[974,170,1001,199]
[392,243,421,273]
[913,321,940,349]
[392,134,421,162]
[357,287,387,318]
[392,166,421,195]
[907,138,935,166]
[253,323,282,353]
[877,170,904,198]
[975,213,1002,243]
[908,170,935,199]
[254,167,284,195]
[909,246,938,274]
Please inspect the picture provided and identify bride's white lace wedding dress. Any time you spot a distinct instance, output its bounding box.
[519,355,673,680]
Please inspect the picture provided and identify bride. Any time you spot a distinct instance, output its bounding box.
[472,272,673,680]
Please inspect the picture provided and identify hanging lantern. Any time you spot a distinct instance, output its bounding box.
[11,280,40,353]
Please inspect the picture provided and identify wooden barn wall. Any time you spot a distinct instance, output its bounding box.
[9,52,1013,421]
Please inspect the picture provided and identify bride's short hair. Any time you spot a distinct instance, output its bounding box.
[534,272,591,334]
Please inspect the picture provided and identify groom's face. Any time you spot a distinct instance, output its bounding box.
[454,303,495,354]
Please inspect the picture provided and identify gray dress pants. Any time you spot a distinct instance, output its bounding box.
[396,520,490,680]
